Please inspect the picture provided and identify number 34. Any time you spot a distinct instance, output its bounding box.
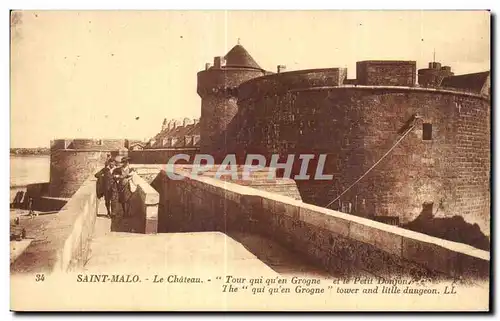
[35,274,45,282]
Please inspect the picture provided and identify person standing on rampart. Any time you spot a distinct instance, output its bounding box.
[95,159,118,218]
[113,157,135,217]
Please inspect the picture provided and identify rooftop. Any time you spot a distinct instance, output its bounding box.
[223,44,262,70]
[440,71,490,94]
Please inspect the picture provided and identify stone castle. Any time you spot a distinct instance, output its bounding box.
[193,44,490,239]
[15,42,489,281]
[49,43,491,244]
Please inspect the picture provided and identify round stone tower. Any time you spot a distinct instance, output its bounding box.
[197,44,268,161]
[48,139,126,198]
[418,61,454,87]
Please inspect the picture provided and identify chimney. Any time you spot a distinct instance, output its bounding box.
[162,118,168,131]
[184,136,193,146]
[277,65,286,73]
[183,117,192,127]
[193,135,200,146]
[214,56,225,69]
[205,63,212,70]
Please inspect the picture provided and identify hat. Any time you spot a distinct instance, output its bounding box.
[120,156,130,163]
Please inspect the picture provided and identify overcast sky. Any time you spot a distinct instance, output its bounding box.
[10,10,490,147]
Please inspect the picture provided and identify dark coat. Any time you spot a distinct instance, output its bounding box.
[95,167,115,199]
[112,167,133,203]
[95,168,105,199]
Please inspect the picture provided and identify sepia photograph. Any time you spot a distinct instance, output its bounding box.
[9,9,491,311]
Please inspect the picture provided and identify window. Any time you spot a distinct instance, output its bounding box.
[96,139,103,146]
[422,123,432,140]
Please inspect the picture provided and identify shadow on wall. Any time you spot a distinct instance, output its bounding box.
[108,214,141,233]
[149,173,164,194]
[96,180,148,234]
[10,183,67,212]
[402,202,490,251]
[227,231,332,277]
[105,189,145,233]
[149,173,166,231]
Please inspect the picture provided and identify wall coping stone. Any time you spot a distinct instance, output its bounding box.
[290,85,490,100]
[11,177,98,274]
[162,167,489,275]
[131,172,159,205]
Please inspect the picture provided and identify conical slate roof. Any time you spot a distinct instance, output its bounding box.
[224,44,262,70]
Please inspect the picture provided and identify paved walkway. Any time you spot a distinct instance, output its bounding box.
[85,199,330,278]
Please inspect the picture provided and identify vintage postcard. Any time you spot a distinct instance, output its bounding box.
[10,10,490,311]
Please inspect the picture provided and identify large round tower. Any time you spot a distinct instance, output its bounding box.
[197,44,268,161]
[49,139,126,197]
[236,65,491,246]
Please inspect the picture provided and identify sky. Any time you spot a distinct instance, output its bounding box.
[10,10,490,148]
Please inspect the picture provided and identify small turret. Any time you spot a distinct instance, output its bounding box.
[197,42,268,160]
[418,61,454,87]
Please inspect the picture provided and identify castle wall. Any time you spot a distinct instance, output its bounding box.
[199,95,239,158]
[70,139,124,150]
[50,139,124,150]
[238,68,347,100]
[235,71,490,243]
[49,139,125,197]
[418,62,454,87]
[418,69,445,87]
[128,148,198,164]
[356,61,416,86]
[11,176,99,274]
[156,167,489,280]
[49,150,109,198]
[197,68,266,158]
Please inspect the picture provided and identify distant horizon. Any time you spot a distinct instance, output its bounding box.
[11,10,490,148]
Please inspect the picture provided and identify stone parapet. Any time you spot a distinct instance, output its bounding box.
[158,167,489,280]
[11,176,98,274]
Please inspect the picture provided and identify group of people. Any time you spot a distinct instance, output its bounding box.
[95,155,136,218]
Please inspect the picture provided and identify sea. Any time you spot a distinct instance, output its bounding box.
[10,155,50,187]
